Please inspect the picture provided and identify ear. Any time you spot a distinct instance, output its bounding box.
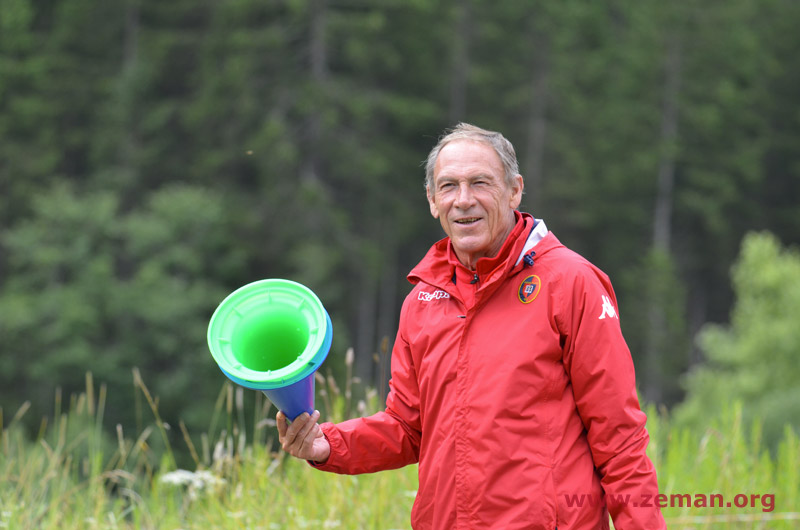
[426,186,439,219]
[509,174,524,209]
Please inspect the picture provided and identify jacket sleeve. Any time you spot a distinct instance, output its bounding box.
[309,308,422,475]
[559,264,666,529]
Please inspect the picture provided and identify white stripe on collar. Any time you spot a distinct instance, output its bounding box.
[514,218,549,266]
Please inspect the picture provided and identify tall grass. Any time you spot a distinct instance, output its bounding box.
[0,365,417,530]
[647,402,799,529]
[1,368,797,529]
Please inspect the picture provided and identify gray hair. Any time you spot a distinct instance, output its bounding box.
[424,123,521,195]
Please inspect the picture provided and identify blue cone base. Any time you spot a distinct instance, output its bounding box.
[264,375,317,420]
[219,365,318,420]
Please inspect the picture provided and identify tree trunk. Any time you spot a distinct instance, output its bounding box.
[644,34,682,405]
[119,0,140,173]
[354,264,378,389]
[523,24,550,212]
[653,36,681,253]
[448,0,471,124]
[123,0,140,69]
[375,225,399,395]
[302,0,329,184]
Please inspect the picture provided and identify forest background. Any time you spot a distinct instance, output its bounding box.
[1,0,799,477]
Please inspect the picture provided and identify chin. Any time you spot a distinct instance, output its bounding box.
[453,239,488,256]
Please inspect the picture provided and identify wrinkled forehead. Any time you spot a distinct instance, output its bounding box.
[433,139,504,181]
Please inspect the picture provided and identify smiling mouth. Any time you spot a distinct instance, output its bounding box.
[454,217,481,225]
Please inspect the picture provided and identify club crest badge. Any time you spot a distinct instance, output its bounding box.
[518,275,541,304]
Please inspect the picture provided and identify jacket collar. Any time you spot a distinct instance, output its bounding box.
[514,216,549,266]
[408,212,552,289]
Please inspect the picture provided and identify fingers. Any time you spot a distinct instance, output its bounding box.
[276,411,288,438]
[295,410,320,450]
[277,410,321,460]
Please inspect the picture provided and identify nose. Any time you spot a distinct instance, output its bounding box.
[453,182,476,209]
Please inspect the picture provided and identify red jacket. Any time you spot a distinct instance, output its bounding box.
[314,213,665,529]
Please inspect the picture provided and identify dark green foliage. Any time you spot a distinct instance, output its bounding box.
[0,183,247,433]
[0,0,798,446]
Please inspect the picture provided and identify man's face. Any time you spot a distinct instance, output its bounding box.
[427,140,524,269]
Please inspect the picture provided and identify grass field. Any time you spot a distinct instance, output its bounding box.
[1,371,797,529]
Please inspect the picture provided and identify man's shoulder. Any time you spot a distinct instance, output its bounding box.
[538,236,600,273]
[533,236,612,291]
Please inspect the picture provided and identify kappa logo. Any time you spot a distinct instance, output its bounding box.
[598,295,618,320]
[518,275,542,304]
[418,290,450,302]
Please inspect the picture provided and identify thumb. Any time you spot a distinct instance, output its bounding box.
[276,411,288,438]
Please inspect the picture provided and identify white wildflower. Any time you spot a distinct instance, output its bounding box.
[160,469,227,500]
[160,469,197,487]
[345,347,354,366]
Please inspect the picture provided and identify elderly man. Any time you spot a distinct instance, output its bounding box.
[278,123,665,529]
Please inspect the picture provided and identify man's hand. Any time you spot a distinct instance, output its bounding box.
[276,410,331,464]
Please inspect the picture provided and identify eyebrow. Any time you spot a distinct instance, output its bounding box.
[435,173,492,185]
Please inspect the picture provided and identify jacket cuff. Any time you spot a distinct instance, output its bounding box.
[305,422,343,472]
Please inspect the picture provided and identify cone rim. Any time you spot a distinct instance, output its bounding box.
[207,279,331,386]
